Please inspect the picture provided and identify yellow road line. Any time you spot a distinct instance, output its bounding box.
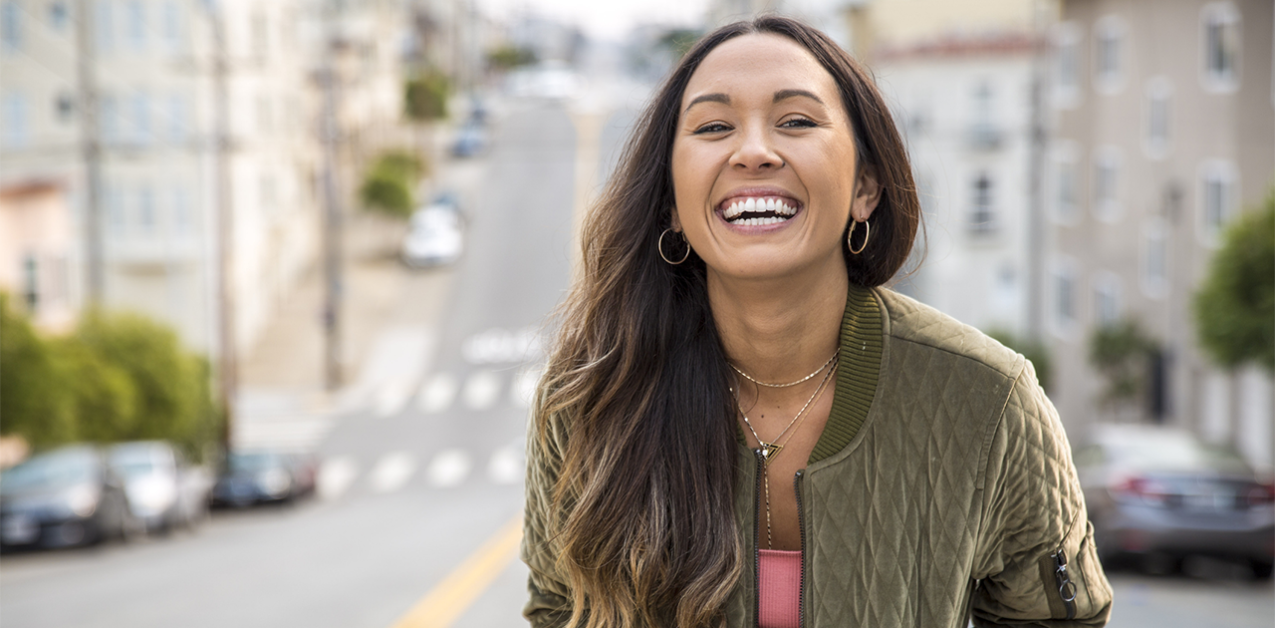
[390,515,524,628]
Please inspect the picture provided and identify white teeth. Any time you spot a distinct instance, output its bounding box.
[765,199,776,212]
[722,197,798,223]
[744,198,757,213]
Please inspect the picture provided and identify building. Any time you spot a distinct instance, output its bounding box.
[0,0,321,358]
[1047,0,1273,468]
[0,180,76,332]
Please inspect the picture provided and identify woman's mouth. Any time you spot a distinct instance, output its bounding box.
[719,196,800,226]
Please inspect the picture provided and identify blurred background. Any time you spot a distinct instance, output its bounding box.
[0,0,1271,626]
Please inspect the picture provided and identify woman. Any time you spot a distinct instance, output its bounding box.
[524,16,1111,628]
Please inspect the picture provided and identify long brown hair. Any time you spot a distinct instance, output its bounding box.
[537,15,919,628]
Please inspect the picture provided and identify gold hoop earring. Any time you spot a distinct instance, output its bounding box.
[847,219,870,255]
[659,228,691,265]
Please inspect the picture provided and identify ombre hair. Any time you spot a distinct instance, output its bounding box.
[537,15,919,628]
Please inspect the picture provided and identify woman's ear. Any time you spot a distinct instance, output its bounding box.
[852,165,883,222]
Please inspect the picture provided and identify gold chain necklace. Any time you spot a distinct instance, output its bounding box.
[734,359,837,549]
[730,352,838,388]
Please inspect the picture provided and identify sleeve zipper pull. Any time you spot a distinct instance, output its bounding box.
[1050,549,1077,620]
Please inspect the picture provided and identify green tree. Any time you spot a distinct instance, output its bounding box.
[404,70,450,123]
[1088,319,1158,408]
[0,293,77,448]
[1193,191,1275,371]
[487,45,537,71]
[358,151,426,219]
[48,335,139,443]
[987,328,1053,393]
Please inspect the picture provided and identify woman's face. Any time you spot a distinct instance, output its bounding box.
[671,33,879,283]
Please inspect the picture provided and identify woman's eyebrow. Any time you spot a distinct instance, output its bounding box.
[773,89,824,105]
[684,93,730,113]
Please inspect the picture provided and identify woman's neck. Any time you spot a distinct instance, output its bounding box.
[708,263,848,384]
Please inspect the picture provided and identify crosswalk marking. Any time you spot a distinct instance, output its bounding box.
[234,417,336,451]
[417,373,458,414]
[462,370,502,410]
[369,452,417,493]
[375,377,415,418]
[487,444,523,485]
[317,456,359,501]
[426,449,472,487]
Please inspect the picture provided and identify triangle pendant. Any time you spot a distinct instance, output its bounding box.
[759,442,783,462]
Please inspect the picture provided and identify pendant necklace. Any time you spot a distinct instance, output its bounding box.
[733,358,837,549]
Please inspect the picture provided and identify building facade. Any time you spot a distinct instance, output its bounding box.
[0,0,321,357]
[1047,0,1273,468]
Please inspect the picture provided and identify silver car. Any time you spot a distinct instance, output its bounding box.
[1074,425,1275,579]
[108,441,211,535]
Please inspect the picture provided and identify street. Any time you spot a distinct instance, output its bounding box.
[2,92,1273,628]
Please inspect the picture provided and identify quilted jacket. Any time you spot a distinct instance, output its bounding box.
[523,285,1113,627]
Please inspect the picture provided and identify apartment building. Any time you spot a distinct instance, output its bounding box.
[1047,0,1273,467]
[0,0,321,357]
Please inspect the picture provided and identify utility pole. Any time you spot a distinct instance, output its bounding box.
[209,1,237,447]
[75,0,104,305]
[321,1,344,391]
[1025,1,1050,343]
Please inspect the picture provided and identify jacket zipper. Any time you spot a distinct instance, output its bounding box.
[752,449,764,628]
[794,470,807,628]
[1050,549,1077,620]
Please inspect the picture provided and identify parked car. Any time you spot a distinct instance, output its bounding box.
[212,450,311,508]
[402,197,464,268]
[451,119,487,158]
[1074,425,1275,578]
[0,445,138,550]
[107,441,212,535]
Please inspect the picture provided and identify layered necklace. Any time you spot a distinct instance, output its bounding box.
[731,353,838,550]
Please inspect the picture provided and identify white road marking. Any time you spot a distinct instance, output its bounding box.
[462,327,543,365]
[510,365,543,408]
[369,451,417,493]
[374,377,414,418]
[426,449,471,488]
[317,456,359,501]
[462,370,502,411]
[418,373,458,414]
[488,445,524,485]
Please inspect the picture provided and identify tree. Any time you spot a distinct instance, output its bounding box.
[48,335,139,443]
[1194,190,1275,371]
[358,151,426,219]
[0,293,77,448]
[487,45,537,72]
[404,70,450,123]
[1088,319,1158,409]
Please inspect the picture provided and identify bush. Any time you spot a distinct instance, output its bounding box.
[359,151,426,219]
[487,45,537,71]
[404,71,450,123]
[1088,319,1158,407]
[0,293,77,448]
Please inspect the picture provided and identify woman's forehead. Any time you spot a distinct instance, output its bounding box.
[682,33,840,106]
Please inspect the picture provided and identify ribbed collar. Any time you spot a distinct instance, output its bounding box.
[732,285,884,463]
[809,284,882,463]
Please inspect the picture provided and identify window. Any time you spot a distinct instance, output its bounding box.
[95,0,113,52]
[1092,147,1122,222]
[132,92,150,144]
[1,1,20,52]
[1052,143,1079,223]
[55,91,75,122]
[172,185,192,233]
[1052,23,1081,107]
[1093,16,1125,93]
[21,254,38,313]
[137,186,155,233]
[968,80,1000,149]
[125,0,144,50]
[1143,220,1168,298]
[1199,160,1238,242]
[48,2,69,32]
[2,93,27,147]
[106,185,126,233]
[1144,78,1172,158]
[969,174,996,235]
[1053,258,1078,335]
[166,94,186,143]
[1201,2,1240,90]
[161,1,181,51]
[1092,272,1121,325]
[100,94,120,142]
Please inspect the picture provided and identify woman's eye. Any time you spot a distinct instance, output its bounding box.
[780,117,818,129]
[693,122,731,134]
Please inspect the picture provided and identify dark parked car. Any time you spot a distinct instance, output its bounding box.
[212,450,313,508]
[1075,425,1275,578]
[108,441,212,534]
[0,445,139,550]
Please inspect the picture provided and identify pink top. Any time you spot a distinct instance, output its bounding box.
[758,549,802,628]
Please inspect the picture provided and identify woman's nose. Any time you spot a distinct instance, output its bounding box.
[729,127,783,171]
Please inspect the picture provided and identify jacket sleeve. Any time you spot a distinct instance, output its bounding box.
[522,407,575,628]
[970,362,1113,627]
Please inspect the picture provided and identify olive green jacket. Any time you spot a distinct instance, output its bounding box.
[523,286,1112,627]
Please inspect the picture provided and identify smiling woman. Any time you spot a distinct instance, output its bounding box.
[523,16,1111,628]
